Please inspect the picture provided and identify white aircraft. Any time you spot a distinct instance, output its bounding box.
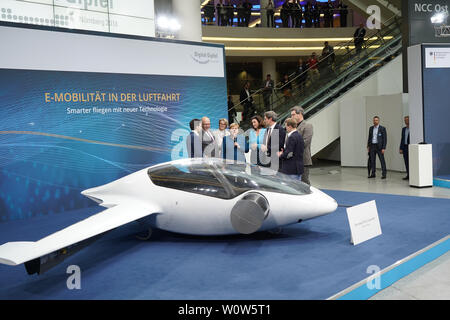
[0,158,337,275]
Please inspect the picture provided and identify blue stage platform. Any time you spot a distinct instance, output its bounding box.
[434,176,450,189]
[0,190,449,300]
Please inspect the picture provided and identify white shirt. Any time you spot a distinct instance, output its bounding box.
[372,125,379,144]
[264,123,276,145]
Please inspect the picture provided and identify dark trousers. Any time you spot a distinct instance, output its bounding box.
[263,93,271,109]
[242,103,254,123]
[267,11,274,27]
[402,147,409,176]
[369,144,386,176]
[340,15,347,27]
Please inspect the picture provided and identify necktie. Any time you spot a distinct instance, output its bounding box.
[265,127,272,146]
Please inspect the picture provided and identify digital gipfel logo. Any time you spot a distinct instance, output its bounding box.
[64,0,114,10]
[191,50,219,65]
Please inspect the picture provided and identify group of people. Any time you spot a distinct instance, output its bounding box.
[186,106,314,184]
[367,115,410,180]
[277,0,348,29]
[237,46,335,121]
[202,0,349,29]
[203,0,253,27]
[237,23,367,114]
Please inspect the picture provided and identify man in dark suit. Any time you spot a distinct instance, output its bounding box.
[186,118,202,158]
[399,116,410,180]
[243,0,252,27]
[262,74,275,110]
[367,116,387,179]
[262,111,286,172]
[354,23,366,55]
[278,118,304,180]
[240,81,254,123]
[338,0,348,27]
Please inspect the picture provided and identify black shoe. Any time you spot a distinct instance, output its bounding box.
[381,176,386,179]
[368,175,376,178]
[402,176,409,180]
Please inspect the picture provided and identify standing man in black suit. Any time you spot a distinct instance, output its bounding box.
[338,0,348,27]
[262,74,275,110]
[399,116,410,180]
[243,0,252,27]
[354,23,366,55]
[262,111,286,172]
[278,118,304,180]
[367,116,387,179]
[186,118,202,158]
[240,81,254,123]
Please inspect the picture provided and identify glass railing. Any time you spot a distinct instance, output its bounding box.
[233,14,402,130]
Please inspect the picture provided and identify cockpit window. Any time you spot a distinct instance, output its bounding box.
[218,163,311,196]
[147,159,311,199]
[148,163,230,199]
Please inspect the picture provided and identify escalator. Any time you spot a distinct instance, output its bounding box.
[233,14,403,155]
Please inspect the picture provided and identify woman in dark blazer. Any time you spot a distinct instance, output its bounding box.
[222,123,249,163]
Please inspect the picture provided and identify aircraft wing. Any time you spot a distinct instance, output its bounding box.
[0,202,160,268]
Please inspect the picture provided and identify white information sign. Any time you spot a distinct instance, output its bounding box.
[346,200,382,245]
[425,48,450,68]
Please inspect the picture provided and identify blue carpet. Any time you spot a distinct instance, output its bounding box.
[0,190,449,300]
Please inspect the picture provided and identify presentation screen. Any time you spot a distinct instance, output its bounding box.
[0,24,227,222]
[0,0,155,37]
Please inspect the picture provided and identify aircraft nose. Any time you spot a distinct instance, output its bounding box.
[312,187,338,215]
[325,197,338,213]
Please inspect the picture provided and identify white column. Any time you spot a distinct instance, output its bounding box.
[262,58,277,83]
[172,0,203,42]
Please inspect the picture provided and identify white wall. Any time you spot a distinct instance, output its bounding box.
[311,55,405,165]
[338,54,408,172]
[365,94,405,172]
[309,101,341,157]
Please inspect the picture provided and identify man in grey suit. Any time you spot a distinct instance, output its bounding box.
[201,116,217,157]
[291,106,313,185]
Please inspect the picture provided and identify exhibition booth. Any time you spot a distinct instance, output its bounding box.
[0,0,449,302]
